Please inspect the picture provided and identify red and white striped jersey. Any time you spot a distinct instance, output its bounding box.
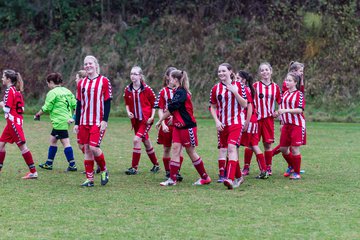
[209,81,247,126]
[156,87,174,110]
[280,90,306,127]
[243,87,258,134]
[76,75,112,126]
[2,85,24,125]
[253,81,281,120]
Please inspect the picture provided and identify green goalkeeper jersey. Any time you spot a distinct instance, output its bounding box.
[41,86,76,130]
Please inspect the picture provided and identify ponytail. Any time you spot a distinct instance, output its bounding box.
[16,72,24,92]
[171,70,191,94]
[3,69,24,92]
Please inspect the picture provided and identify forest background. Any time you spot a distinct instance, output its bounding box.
[0,0,359,121]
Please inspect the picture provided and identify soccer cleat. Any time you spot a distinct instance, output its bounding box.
[39,163,53,170]
[193,176,212,186]
[81,179,94,187]
[22,171,38,179]
[266,166,272,176]
[283,166,294,177]
[66,165,78,172]
[176,173,184,182]
[256,171,269,179]
[217,175,225,183]
[223,178,234,190]
[289,172,301,180]
[125,167,138,175]
[100,171,109,186]
[233,176,245,188]
[160,178,177,186]
[242,167,250,176]
[150,165,160,173]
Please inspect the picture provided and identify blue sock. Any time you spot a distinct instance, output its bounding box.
[64,147,75,166]
[46,146,58,165]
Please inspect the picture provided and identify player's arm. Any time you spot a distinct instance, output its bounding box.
[210,103,224,131]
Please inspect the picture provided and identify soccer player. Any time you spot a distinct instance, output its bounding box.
[0,69,38,179]
[275,72,306,180]
[273,61,305,156]
[156,69,211,186]
[209,63,248,189]
[247,62,282,176]
[73,55,111,187]
[123,66,160,175]
[237,70,268,179]
[35,72,77,171]
[156,66,184,181]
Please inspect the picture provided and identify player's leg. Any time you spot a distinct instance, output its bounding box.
[0,141,7,172]
[19,143,38,179]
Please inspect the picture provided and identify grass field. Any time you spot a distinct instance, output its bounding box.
[0,116,359,239]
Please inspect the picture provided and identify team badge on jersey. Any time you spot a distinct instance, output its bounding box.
[259,93,264,99]
[217,95,223,101]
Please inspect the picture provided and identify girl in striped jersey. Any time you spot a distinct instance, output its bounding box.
[237,71,268,179]
[209,63,248,189]
[273,61,304,156]
[124,66,160,175]
[247,62,282,176]
[156,67,183,181]
[275,73,306,180]
[156,70,211,186]
[0,70,38,179]
[74,55,111,187]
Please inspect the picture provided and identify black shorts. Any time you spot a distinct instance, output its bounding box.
[51,129,69,139]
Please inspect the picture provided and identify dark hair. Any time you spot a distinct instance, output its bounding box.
[288,61,304,72]
[171,70,190,94]
[47,72,63,85]
[162,66,177,87]
[287,72,301,90]
[3,69,24,92]
[238,70,255,98]
[219,63,236,81]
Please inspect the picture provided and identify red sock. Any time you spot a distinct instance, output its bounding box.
[282,152,293,168]
[226,160,237,180]
[256,153,267,172]
[0,151,5,169]
[265,150,273,167]
[244,147,253,166]
[179,156,184,170]
[292,154,302,174]
[235,161,242,178]
[193,157,208,179]
[94,153,106,172]
[169,160,181,181]
[162,157,170,171]
[272,144,281,156]
[132,148,141,169]
[84,160,94,181]
[146,147,159,165]
[22,150,36,173]
[218,158,226,176]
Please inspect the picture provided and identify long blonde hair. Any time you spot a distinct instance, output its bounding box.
[171,70,190,94]
[3,69,24,92]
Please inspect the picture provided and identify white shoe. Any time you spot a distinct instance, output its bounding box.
[233,177,245,188]
[160,178,176,186]
[22,171,38,179]
[223,178,234,189]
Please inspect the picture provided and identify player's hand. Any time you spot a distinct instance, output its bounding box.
[161,123,169,133]
[216,120,224,131]
[167,116,173,126]
[68,118,74,124]
[243,122,249,132]
[100,121,108,131]
[0,101,4,108]
[155,120,162,130]
[147,117,154,125]
[34,114,40,121]
[225,83,238,94]
[73,125,79,134]
[127,112,134,119]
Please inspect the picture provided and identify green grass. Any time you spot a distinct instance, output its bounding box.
[0,116,359,239]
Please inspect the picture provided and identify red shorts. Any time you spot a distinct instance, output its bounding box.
[0,120,26,146]
[258,117,275,144]
[172,127,198,147]
[157,123,173,147]
[280,124,306,147]
[217,124,242,148]
[77,125,106,147]
[240,122,259,147]
[133,119,152,141]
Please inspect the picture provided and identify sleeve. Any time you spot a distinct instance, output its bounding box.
[276,84,282,105]
[123,87,130,106]
[209,85,217,105]
[168,89,187,113]
[75,100,81,125]
[245,87,253,103]
[103,99,111,122]
[3,88,13,113]
[70,93,77,111]
[102,77,113,101]
[147,86,156,108]
[76,80,82,100]
[238,82,247,99]
[41,91,56,113]
[156,89,165,109]
[297,92,305,110]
